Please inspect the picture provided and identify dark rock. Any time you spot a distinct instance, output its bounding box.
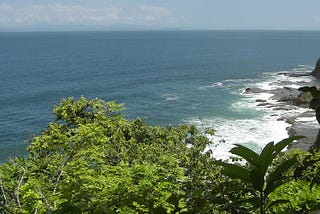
[293,91,313,107]
[243,62,320,151]
[287,124,318,150]
[312,58,320,79]
[288,73,312,77]
[283,117,296,124]
[278,72,311,77]
[255,99,267,102]
[277,95,295,103]
[257,103,269,107]
[273,106,296,111]
[270,87,300,105]
[299,111,315,118]
[243,87,264,94]
[283,86,295,91]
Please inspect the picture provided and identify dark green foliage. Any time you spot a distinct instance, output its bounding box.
[294,149,320,188]
[299,86,320,125]
[1,97,320,213]
[0,97,219,213]
[269,180,320,213]
[218,137,303,214]
[265,148,320,213]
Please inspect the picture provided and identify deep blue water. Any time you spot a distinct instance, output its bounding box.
[1,30,320,161]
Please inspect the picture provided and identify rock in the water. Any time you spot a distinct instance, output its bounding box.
[255,99,267,102]
[312,58,320,79]
[257,103,270,107]
[243,87,264,94]
[293,91,313,107]
[287,124,319,150]
[273,106,296,111]
[277,95,295,103]
[278,72,312,77]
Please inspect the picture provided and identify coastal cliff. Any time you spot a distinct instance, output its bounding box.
[312,58,320,79]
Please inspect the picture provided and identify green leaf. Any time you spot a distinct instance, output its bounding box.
[218,161,250,183]
[58,202,82,213]
[257,141,274,175]
[244,196,260,208]
[273,136,304,157]
[266,199,290,210]
[264,178,286,197]
[266,156,297,186]
[229,196,260,209]
[230,144,259,166]
[249,168,264,192]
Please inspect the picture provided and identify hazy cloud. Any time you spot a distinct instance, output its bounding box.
[138,6,172,22]
[0,3,180,28]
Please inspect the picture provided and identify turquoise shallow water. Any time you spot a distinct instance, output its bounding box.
[1,30,320,161]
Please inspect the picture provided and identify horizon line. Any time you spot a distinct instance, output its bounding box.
[1,29,320,33]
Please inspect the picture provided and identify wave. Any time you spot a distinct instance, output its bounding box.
[188,116,289,160]
[199,78,256,90]
[161,93,180,102]
[191,65,317,160]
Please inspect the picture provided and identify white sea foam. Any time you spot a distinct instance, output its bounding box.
[161,93,180,101]
[199,82,224,90]
[188,116,289,160]
[192,65,317,160]
[199,78,256,90]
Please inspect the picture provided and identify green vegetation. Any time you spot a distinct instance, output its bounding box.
[218,137,302,214]
[299,86,320,125]
[0,97,320,213]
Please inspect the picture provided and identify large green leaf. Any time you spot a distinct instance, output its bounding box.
[273,136,304,157]
[230,144,259,166]
[264,179,286,198]
[266,156,297,186]
[257,141,274,176]
[249,168,264,192]
[218,161,250,183]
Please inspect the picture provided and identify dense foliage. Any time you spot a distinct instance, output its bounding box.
[218,137,302,214]
[0,97,320,213]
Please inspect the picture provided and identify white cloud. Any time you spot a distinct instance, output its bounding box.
[138,6,173,23]
[0,3,14,12]
[0,3,181,28]
[139,6,171,16]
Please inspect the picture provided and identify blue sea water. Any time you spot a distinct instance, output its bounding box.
[1,30,320,161]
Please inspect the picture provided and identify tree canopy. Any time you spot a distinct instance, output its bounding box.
[0,97,320,213]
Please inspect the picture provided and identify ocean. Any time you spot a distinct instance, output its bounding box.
[1,30,320,161]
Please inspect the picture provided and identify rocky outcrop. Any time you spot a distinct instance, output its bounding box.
[245,72,320,151]
[243,87,264,94]
[293,91,313,107]
[287,124,318,150]
[312,58,320,79]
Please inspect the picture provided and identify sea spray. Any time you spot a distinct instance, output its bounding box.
[192,65,317,160]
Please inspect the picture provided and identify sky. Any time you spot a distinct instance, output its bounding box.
[0,0,320,31]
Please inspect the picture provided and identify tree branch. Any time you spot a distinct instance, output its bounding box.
[16,165,26,208]
[0,173,7,205]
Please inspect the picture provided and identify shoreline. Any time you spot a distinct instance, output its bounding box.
[244,71,320,151]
